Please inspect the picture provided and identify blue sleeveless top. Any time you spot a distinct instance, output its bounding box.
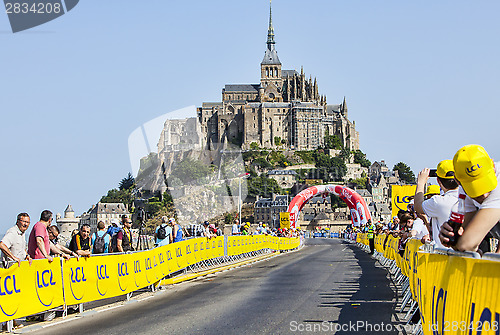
[173,224,183,242]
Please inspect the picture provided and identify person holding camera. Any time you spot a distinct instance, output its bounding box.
[439,145,500,253]
[415,160,459,249]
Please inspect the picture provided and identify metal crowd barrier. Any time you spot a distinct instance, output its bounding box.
[1,235,302,332]
[348,233,500,335]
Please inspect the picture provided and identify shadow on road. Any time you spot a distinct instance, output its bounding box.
[329,241,399,334]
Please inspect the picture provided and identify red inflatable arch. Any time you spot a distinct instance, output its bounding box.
[287,185,372,228]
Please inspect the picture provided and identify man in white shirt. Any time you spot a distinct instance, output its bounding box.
[231,219,240,235]
[440,145,500,253]
[0,213,32,267]
[415,160,459,249]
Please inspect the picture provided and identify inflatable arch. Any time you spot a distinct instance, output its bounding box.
[287,185,372,228]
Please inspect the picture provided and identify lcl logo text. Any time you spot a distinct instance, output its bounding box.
[0,275,21,295]
[145,257,157,271]
[466,164,482,175]
[70,267,86,283]
[37,270,56,288]
[118,263,129,277]
[395,196,411,204]
[97,265,109,280]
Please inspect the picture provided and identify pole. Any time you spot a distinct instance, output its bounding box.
[239,178,242,226]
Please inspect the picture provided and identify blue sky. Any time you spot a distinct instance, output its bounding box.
[1,0,499,234]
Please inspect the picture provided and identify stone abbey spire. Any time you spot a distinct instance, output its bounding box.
[260,0,282,97]
[261,0,281,66]
[266,0,276,51]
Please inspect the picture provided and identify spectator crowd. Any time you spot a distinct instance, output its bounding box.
[0,210,302,269]
[344,144,500,256]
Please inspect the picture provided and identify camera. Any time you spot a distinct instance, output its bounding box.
[429,169,437,177]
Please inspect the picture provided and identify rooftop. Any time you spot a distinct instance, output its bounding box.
[90,202,129,215]
[224,84,260,93]
[268,170,297,176]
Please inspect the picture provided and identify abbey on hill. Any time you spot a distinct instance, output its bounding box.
[197,2,359,152]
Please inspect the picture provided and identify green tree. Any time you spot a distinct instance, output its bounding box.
[145,201,163,217]
[101,188,134,207]
[247,176,282,198]
[353,150,371,168]
[350,177,367,189]
[339,147,351,162]
[162,191,173,207]
[119,172,135,191]
[393,162,416,184]
[330,156,347,181]
[171,157,211,185]
[313,151,347,182]
[224,212,236,225]
[274,136,282,146]
[324,135,342,150]
[253,157,272,169]
[268,150,290,168]
[250,142,260,150]
[294,151,315,164]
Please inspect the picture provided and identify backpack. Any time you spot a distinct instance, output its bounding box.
[110,228,132,252]
[157,224,167,240]
[93,232,106,254]
[110,230,120,253]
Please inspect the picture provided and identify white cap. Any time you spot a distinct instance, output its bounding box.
[111,218,122,228]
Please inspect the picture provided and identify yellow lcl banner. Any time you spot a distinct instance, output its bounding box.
[391,185,417,218]
[358,233,500,335]
[0,258,63,321]
[0,235,300,322]
[280,212,290,229]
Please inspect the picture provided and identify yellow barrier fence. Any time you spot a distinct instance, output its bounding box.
[0,235,299,323]
[354,233,500,335]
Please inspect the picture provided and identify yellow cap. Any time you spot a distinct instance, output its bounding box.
[424,184,441,197]
[436,159,455,179]
[453,145,497,198]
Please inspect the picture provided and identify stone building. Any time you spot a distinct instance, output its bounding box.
[368,174,389,204]
[55,205,80,247]
[356,189,373,206]
[197,2,359,152]
[158,117,204,153]
[369,160,400,185]
[80,202,130,233]
[267,169,297,189]
[254,194,289,228]
[344,163,368,181]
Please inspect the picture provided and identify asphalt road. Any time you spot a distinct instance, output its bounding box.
[32,239,399,335]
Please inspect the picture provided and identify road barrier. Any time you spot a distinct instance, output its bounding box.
[0,235,300,326]
[353,233,500,335]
